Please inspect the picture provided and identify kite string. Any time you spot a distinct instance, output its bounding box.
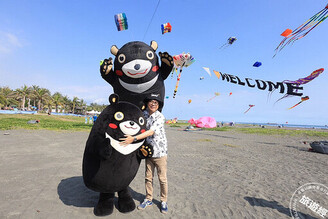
[142,0,161,41]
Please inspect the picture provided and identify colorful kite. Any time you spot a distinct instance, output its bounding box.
[275,68,324,102]
[200,77,204,80]
[274,3,328,56]
[253,62,262,67]
[220,37,237,49]
[207,92,220,102]
[203,67,211,76]
[161,22,172,34]
[287,96,309,110]
[229,92,232,96]
[244,104,255,114]
[114,13,128,31]
[172,52,195,98]
[188,99,192,104]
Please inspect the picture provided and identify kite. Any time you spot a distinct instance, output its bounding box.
[274,3,328,56]
[220,37,237,49]
[188,99,192,104]
[172,52,195,98]
[216,68,324,98]
[229,92,232,96]
[200,77,204,80]
[114,13,128,31]
[281,29,292,37]
[188,117,217,128]
[213,70,221,80]
[287,96,309,110]
[207,92,220,102]
[275,68,324,102]
[203,67,211,76]
[161,22,172,34]
[253,62,262,67]
[244,104,255,114]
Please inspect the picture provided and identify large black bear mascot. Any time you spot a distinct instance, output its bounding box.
[100,41,173,111]
[83,94,153,216]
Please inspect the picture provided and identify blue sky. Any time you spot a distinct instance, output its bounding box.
[1,0,327,125]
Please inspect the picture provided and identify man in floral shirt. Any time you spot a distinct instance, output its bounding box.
[120,94,168,214]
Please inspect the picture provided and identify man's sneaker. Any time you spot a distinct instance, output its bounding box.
[137,199,153,210]
[161,202,168,214]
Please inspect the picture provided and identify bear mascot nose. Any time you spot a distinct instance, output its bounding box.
[134,64,140,70]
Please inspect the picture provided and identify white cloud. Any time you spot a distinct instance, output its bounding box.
[0,31,23,54]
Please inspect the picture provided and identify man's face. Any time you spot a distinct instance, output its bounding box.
[147,100,159,114]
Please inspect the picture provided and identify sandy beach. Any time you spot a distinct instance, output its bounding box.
[0,126,327,219]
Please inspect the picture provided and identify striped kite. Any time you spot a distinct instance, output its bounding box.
[172,52,195,98]
[114,13,128,31]
[275,68,324,102]
[274,3,328,56]
[287,96,309,110]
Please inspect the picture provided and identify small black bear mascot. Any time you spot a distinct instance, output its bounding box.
[82,94,153,216]
[100,41,173,111]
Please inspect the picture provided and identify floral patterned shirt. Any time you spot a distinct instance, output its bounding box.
[143,110,167,158]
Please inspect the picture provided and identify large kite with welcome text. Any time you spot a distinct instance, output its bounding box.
[213,68,324,98]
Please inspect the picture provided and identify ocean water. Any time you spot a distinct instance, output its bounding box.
[235,122,328,130]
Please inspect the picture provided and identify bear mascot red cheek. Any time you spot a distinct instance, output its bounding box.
[100,41,173,112]
[82,94,152,216]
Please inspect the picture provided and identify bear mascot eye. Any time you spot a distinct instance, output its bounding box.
[118,54,126,63]
[114,112,124,121]
[138,117,145,125]
[146,51,154,60]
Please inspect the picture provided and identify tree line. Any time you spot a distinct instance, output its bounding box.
[0,85,107,114]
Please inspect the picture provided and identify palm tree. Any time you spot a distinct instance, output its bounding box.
[45,97,54,114]
[52,92,63,113]
[79,98,87,115]
[62,95,71,113]
[33,87,51,112]
[0,86,15,108]
[30,85,40,108]
[71,96,79,114]
[14,85,31,110]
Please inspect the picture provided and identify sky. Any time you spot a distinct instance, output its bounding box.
[0,0,327,125]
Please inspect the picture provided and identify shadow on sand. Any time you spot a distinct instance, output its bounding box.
[244,196,317,219]
[57,176,161,209]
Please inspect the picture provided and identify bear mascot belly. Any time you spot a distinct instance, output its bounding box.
[100,41,173,111]
[82,94,152,216]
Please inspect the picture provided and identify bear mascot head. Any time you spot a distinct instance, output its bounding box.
[82,94,153,216]
[100,41,173,111]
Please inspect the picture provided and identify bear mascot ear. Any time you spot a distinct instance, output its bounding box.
[150,40,158,51]
[109,94,119,104]
[110,45,119,56]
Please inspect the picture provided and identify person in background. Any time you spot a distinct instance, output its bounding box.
[120,95,168,214]
[93,114,98,123]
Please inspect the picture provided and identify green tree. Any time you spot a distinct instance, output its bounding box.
[33,87,51,112]
[52,92,63,113]
[14,85,31,110]
[71,96,79,114]
[62,95,71,113]
[30,85,40,108]
[0,86,15,108]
